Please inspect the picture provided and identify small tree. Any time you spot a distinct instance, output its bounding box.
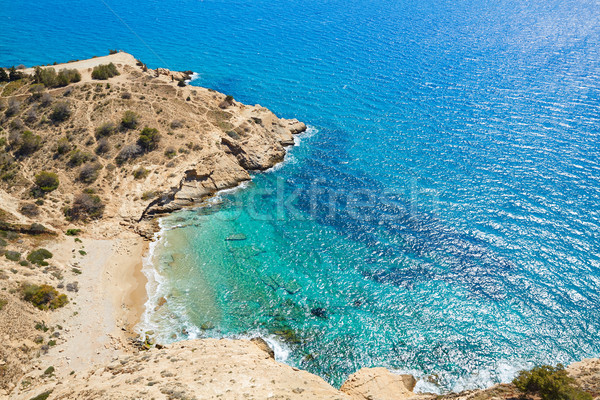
[35,171,59,192]
[91,63,119,80]
[138,127,160,151]
[0,68,9,82]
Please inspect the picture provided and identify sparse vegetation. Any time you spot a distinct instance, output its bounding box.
[55,137,71,155]
[138,127,160,151]
[27,248,53,266]
[121,91,132,99]
[29,390,53,400]
[513,364,592,400]
[34,171,59,192]
[121,110,139,130]
[64,192,105,221]
[91,63,119,80]
[21,283,68,310]
[43,366,55,375]
[66,228,81,236]
[0,298,7,311]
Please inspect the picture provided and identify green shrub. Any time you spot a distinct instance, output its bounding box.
[67,150,91,167]
[133,166,149,179]
[66,228,81,236]
[14,131,42,156]
[55,137,71,155]
[43,366,54,375]
[91,63,119,80]
[0,68,8,82]
[5,250,21,261]
[95,121,116,138]
[513,364,592,400]
[177,79,186,87]
[64,192,105,221]
[0,298,7,311]
[138,127,160,151]
[27,248,53,266]
[164,147,177,159]
[121,110,139,130]
[50,102,71,122]
[35,171,59,192]
[58,69,81,85]
[29,390,53,400]
[21,283,68,310]
[33,67,58,87]
[29,84,45,100]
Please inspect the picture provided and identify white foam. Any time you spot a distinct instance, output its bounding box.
[185,72,200,84]
[262,125,318,175]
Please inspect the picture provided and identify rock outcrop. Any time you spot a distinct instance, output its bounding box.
[340,367,418,400]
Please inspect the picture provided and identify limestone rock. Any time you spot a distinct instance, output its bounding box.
[340,367,417,400]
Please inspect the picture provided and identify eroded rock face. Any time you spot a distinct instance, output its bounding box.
[340,367,417,400]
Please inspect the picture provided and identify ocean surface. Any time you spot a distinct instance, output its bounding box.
[3,0,600,392]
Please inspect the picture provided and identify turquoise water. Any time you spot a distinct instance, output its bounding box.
[3,0,600,392]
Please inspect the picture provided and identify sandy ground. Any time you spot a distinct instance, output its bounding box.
[13,234,147,388]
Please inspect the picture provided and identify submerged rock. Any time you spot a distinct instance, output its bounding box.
[226,233,247,241]
[310,307,328,319]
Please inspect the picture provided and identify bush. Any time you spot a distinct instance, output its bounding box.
[0,68,8,82]
[64,192,105,221]
[27,248,53,266]
[121,110,139,130]
[138,127,160,151]
[121,92,131,99]
[43,366,55,375]
[177,79,186,87]
[5,251,21,261]
[115,143,142,165]
[95,138,110,155]
[50,102,71,122]
[35,171,59,192]
[21,283,68,310]
[13,130,42,156]
[0,298,7,311]
[164,146,177,159]
[5,98,20,117]
[8,66,22,81]
[95,122,116,138]
[513,364,592,400]
[67,150,91,167]
[133,166,149,179]
[29,84,45,100]
[54,137,71,155]
[65,228,81,236]
[78,162,101,183]
[40,92,53,107]
[170,119,184,129]
[58,69,81,85]
[33,67,57,87]
[91,63,119,80]
[29,390,53,400]
[20,202,39,217]
[25,107,38,123]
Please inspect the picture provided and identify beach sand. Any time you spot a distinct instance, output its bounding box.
[31,234,147,378]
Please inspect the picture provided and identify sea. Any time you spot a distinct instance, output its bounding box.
[2,0,600,392]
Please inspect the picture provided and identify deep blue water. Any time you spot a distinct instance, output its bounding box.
[3,0,600,392]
